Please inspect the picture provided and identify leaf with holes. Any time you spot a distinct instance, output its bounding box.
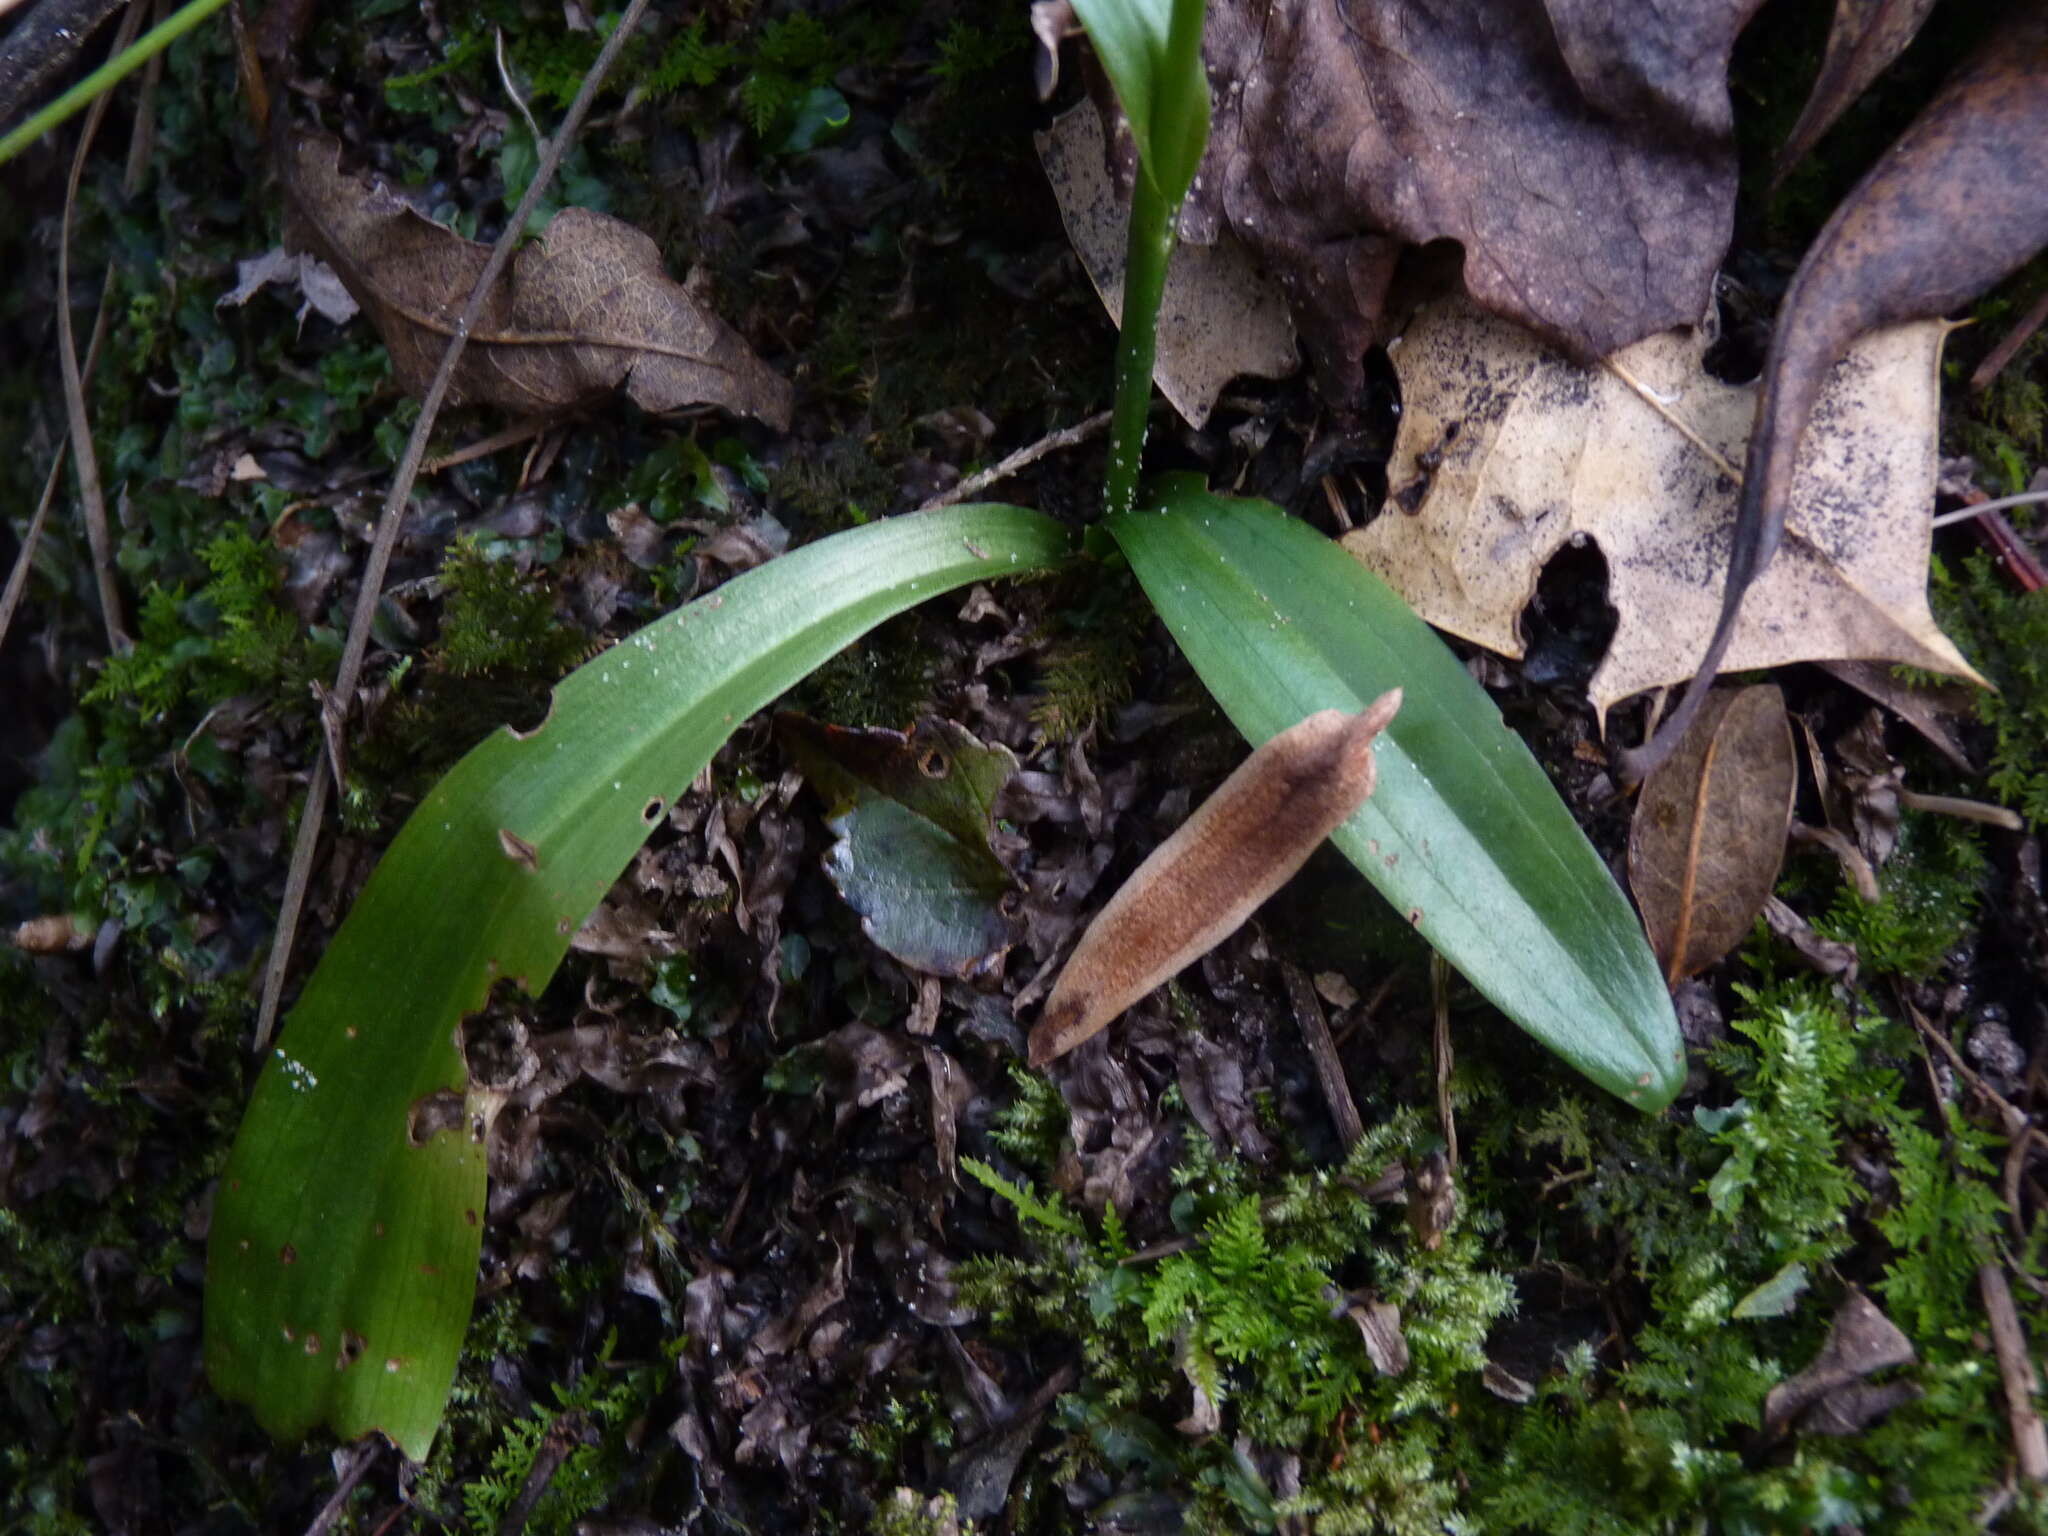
[1114,477,1683,1109]
[204,505,1071,1458]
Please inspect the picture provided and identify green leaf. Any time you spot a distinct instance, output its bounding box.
[779,715,1021,978]
[1110,477,1682,1110]
[205,505,1072,1458]
[1069,0,1210,205]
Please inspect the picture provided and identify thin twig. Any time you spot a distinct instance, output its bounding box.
[0,445,69,656]
[1970,284,2048,392]
[1601,355,1744,481]
[54,0,147,653]
[302,1440,383,1536]
[254,0,656,1052]
[1930,488,2048,529]
[1430,951,1456,1171]
[1979,1260,2048,1484]
[917,408,1113,511]
[1281,962,1362,1152]
[1895,788,2025,832]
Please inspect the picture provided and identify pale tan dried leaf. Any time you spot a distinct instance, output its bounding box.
[1036,102,1296,428]
[1345,297,1980,723]
[283,133,791,429]
[1627,686,1795,983]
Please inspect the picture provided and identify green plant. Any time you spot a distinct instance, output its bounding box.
[206,0,1679,1459]
[0,0,234,166]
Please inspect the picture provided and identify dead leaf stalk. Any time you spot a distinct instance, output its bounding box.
[916,408,1113,511]
[54,0,147,654]
[254,0,655,1052]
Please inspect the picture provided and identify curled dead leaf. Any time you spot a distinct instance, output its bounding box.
[282,133,792,429]
[1626,13,2048,778]
[1029,692,1400,1066]
[1627,686,1795,984]
[1772,0,1942,183]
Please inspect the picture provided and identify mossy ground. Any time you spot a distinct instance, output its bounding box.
[2,3,2046,1534]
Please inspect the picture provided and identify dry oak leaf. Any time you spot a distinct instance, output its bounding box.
[282,133,792,429]
[1627,685,1795,985]
[1037,100,1297,427]
[1344,297,1981,723]
[1181,0,1766,408]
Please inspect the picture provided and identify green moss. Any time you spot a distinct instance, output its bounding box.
[958,1106,1512,1532]
[1810,811,1986,979]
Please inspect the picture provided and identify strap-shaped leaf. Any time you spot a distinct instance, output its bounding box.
[1111,477,1681,1110]
[1070,0,1210,205]
[205,505,1072,1458]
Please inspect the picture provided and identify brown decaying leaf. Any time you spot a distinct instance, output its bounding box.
[281,133,792,429]
[1626,13,2048,780]
[1185,0,1764,407]
[1628,686,1795,984]
[1036,101,1297,427]
[1028,692,1400,1067]
[1346,297,1978,719]
[1773,0,1942,183]
[1763,1289,1916,1436]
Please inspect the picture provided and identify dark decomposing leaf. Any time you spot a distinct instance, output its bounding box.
[1773,0,1942,182]
[1628,686,1796,984]
[281,132,792,429]
[1763,1289,1918,1436]
[1185,0,1765,406]
[1624,12,2048,779]
[779,715,1023,979]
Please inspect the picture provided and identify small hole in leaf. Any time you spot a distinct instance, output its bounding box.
[303,1332,322,1356]
[465,1208,479,1226]
[385,1358,404,1374]
[1407,908,1423,925]
[279,1244,298,1265]
[281,1325,296,1343]
[336,1331,366,1371]
[919,749,949,779]
[643,797,665,824]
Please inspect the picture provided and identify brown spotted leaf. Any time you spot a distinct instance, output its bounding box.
[1345,296,1980,722]
[281,132,792,428]
[1628,685,1795,984]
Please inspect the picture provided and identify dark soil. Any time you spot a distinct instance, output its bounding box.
[3,3,2047,1535]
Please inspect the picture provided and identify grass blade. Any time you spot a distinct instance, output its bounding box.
[1111,477,1681,1110]
[205,505,1071,1458]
